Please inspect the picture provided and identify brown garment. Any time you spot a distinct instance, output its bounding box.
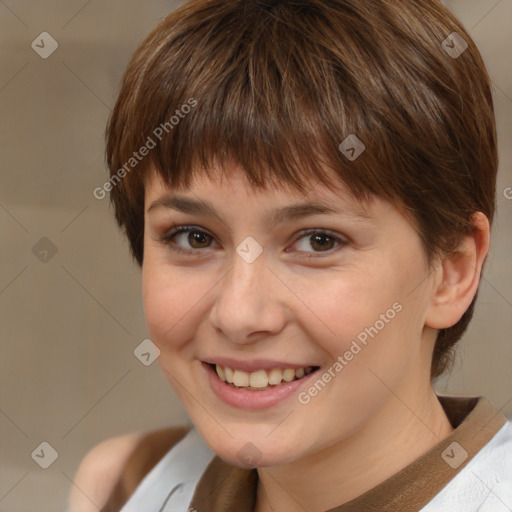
[189,395,507,511]
[101,425,190,512]
[104,396,507,511]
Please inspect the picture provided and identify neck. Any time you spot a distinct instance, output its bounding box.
[254,388,454,512]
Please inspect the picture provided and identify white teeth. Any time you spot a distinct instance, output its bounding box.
[213,364,315,389]
[233,370,249,387]
[224,366,234,383]
[282,368,295,382]
[249,370,268,388]
[268,368,283,385]
[216,364,225,381]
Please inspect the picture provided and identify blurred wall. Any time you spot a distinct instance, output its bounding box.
[0,1,511,510]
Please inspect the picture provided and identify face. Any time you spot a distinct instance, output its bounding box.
[142,163,439,468]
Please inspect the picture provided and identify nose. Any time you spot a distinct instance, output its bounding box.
[208,250,287,345]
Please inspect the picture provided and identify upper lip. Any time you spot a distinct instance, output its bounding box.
[203,357,318,372]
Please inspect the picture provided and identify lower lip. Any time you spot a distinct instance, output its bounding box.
[203,363,319,410]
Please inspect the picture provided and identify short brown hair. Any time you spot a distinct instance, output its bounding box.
[105,0,498,379]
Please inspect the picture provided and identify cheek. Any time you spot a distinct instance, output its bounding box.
[299,262,424,365]
[142,263,211,351]
[296,268,399,339]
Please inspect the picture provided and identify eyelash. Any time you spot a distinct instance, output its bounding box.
[157,225,347,257]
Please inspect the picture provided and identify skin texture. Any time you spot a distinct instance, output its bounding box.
[141,163,489,512]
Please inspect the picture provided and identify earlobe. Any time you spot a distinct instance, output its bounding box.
[425,212,490,329]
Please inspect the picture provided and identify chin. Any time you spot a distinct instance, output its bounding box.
[216,445,288,469]
[199,426,303,469]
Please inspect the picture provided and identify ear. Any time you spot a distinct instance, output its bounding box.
[425,212,490,329]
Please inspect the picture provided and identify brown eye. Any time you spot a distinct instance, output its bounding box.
[309,233,336,252]
[292,229,346,254]
[188,230,212,248]
[160,226,217,254]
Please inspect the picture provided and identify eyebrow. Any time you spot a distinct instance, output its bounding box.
[147,194,368,227]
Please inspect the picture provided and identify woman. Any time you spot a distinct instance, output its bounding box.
[69,0,512,510]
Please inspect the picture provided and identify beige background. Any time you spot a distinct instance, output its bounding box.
[0,1,511,510]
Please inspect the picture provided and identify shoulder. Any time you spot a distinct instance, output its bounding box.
[424,421,512,511]
[67,425,191,512]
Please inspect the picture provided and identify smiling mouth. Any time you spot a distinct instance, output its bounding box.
[209,363,319,391]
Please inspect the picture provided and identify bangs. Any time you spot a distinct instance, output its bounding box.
[106,0,396,206]
[106,0,496,274]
